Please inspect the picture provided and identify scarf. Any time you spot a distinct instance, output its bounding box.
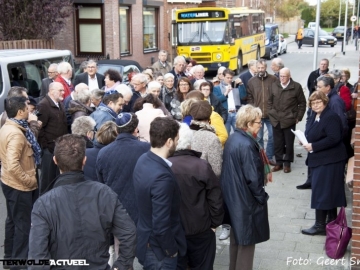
[243,130,271,184]
[10,118,41,166]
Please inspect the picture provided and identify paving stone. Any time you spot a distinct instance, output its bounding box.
[295,242,325,253]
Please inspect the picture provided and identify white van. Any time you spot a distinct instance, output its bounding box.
[308,22,321,29]
[0,49,74,112]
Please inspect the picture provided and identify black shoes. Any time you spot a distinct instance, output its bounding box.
[296,182,311,190]
[301,209,327,236]
[301,223,326,236]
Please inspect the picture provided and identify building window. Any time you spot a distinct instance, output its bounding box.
[119,6,131,55]
[76,5,104,55]
[143,7,158,52]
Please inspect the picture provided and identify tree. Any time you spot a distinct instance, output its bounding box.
[259,0,309,22]
[301,7,316,26]
[0,0,73,40]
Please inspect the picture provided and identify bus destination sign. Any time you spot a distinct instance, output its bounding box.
[178,11,225,20]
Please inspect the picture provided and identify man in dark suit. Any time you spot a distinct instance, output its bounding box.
[37,82,68,195]
[39,63,58,101]
[239,59,257,88]
[73,60,105,90]
[169,56,186,87]
[133,117,186,269]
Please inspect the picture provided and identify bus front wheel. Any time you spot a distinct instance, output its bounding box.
[236,52,242,75]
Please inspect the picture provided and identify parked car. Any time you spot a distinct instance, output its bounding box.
[302,28,337,47]
[332,26,345,39]
[264,24,279,59]
[96,60,143,85]
[277,34,287,55]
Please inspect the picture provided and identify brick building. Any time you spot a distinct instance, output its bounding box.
[52,0,257,67]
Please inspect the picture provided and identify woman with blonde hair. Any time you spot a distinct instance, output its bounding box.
[221,104,271,270]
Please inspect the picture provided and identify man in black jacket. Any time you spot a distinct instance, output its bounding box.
[39,63,58,101]
[307,58,329,95]
[169,123,223,270]
[28,134,136,270]
[73,60,105,90]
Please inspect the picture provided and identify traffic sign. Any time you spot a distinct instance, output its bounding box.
[351,15,357,22]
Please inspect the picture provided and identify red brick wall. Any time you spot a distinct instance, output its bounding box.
[351,52,360,265]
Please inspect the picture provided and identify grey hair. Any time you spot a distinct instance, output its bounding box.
[317,75,335,89]
[193,79,207,90]
[328,69,342,80]
[90,88,105,101]
[115,84,133,97]
[71,116,96,136]
[74,90,91,105]
[247,60,257,67]
[217,66,226,74]
[164,73,175,81]
[176,123,193,151]
[57,62,72,74]
[87,59,97,67]
[75,83,89,93]
[132,73,148,84]
[174,56,186,65]
[148,81,162,91]
[48,63,58,70]
[193,65,205,73]
[272,58,284,69]
[256,58,267,67]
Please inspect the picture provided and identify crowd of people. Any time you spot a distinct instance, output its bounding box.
[0,48,356,270]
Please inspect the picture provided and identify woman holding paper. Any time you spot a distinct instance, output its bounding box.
[301,91,347,236]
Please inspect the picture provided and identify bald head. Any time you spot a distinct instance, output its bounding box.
[48,82,65,102]
[279,68,291,84]
[75,83,89,93]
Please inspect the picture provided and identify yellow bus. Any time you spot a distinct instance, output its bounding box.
[174,7,265,74]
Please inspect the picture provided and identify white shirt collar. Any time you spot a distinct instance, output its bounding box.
[160,156,172,167]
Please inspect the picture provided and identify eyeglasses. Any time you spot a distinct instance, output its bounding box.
[179,84,189,87]
[254,121,262,125]
[311,101,323,106]
[48,71,57,74]
[87,66,96,69]
[201,88,211,91]
[280,75,289,78]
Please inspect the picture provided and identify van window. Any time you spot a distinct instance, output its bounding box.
[7,56,70,98]
[0,67,3,94]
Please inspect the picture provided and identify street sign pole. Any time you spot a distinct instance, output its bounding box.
[313,0,321,70]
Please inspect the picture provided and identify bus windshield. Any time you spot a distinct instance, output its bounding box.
[177,21,227,45]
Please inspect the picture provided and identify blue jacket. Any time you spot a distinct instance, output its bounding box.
[327,87,348,136]
[213,82,242,110]
[96,133,150,224]
[305,105,347,167]
[84,142,106,180]
[221,129,269,245]
[133,151,187,264]
[90,104,118,130]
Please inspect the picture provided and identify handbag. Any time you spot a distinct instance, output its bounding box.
[325,207,352,259]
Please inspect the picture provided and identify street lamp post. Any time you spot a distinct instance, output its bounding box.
[339,0,342,26]
[313,0,321,70]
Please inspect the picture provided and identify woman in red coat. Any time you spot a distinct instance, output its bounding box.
[328,70,352,111]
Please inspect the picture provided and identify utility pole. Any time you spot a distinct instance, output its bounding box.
[343,0,348,54]
[313,0,321,70]
[339,0,342,26]
[351,0,355,42]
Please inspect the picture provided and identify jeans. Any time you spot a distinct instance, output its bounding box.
[225,112,237,134]
[143,246,178,270]
[2,182,36,265]
[257,118,274,160]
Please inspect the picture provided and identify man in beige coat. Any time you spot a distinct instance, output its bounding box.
[0,96,38,263]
